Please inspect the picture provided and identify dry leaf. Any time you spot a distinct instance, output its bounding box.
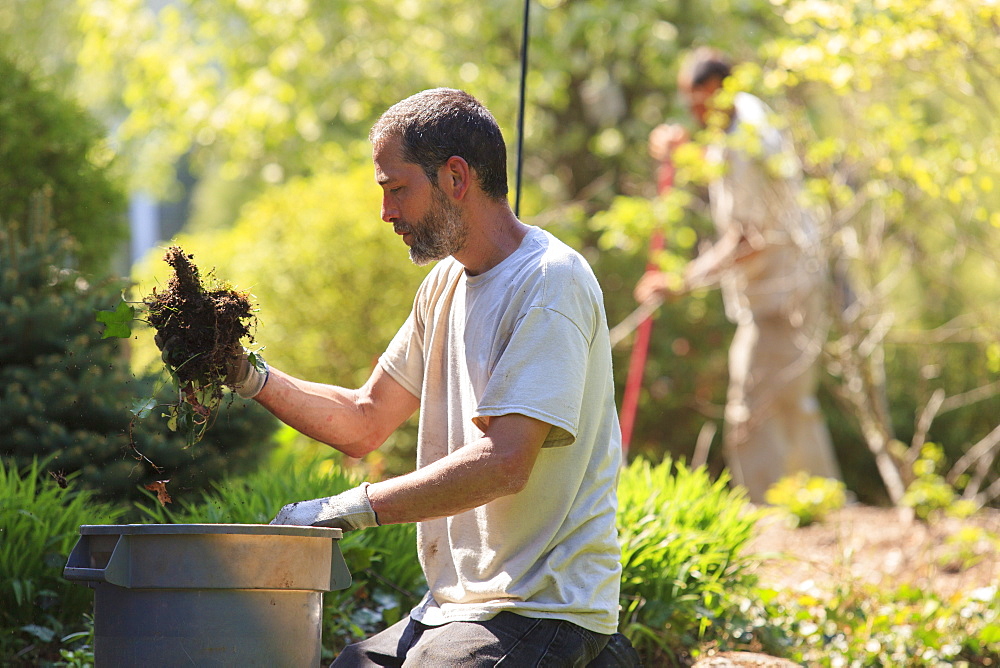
[144,480,173,505]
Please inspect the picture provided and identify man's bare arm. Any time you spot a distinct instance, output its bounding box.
[366,413,549,525]
[254,364,419,459]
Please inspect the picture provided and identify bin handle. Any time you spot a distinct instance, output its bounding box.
[63,534,130,587]
[330,542,352,590]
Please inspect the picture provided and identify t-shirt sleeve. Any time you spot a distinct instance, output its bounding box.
[378,298,424,400]
[472,304,593,448]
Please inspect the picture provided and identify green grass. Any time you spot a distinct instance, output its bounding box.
[616,457,768,664]
[0,457,122,663]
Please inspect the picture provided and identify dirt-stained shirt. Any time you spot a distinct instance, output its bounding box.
[378,225,622,635]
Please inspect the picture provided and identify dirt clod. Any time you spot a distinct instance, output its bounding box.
[145,246,256,385]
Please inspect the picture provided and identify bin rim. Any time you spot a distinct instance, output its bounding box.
[76,523,343,539]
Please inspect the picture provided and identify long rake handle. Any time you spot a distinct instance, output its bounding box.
[619,162,674,454]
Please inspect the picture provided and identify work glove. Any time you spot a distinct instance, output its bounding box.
[224,348,269,399]
[270,483,379,531]
[153,333,268,399]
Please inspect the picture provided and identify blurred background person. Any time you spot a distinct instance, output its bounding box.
[635,47,842,503]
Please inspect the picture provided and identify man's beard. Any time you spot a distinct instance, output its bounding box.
[401,187,468,266]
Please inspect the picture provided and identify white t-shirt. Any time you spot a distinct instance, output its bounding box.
[378,226,622,635]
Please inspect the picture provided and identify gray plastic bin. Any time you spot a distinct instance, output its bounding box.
[64,524,352,667]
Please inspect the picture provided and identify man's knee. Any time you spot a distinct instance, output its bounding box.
[586,632,642,667]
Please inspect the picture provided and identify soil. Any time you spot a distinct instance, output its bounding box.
[146,246,255,385]
[743,503,1000,600]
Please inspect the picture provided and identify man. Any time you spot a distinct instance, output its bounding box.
[217,88,637,666]
[635,49,842,503]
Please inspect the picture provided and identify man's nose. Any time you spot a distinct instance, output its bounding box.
[381,198,398,223]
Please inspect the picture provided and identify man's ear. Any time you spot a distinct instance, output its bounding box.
[439,156,472,200]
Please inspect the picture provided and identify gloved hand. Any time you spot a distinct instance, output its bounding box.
[153,333,268,399]
[270,483,379,531]
[224,349,269,399]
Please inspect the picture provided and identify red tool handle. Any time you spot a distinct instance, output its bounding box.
[619,160,674,455]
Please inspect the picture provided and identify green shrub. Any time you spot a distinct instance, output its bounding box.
[616,457,768,664]
[757,580,1000,665]
[0,457,122,662]
[0,215,277,502]
[764,472,847,527]
[0,53,125,276]
[901,443,959,521]
[134,452,425,659]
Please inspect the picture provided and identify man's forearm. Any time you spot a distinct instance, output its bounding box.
[255,367,407,458]
[367,414,548,525]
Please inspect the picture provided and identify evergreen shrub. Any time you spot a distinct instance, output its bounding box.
[0,215,277,502]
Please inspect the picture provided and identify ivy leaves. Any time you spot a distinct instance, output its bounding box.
[95,297,135,339]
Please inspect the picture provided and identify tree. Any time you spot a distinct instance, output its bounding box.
[0,53,126,275]
[73,0,780,209]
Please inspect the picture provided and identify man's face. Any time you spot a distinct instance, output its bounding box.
[374,137,468,266]
[401,184,467,266]
[684,77,723,127]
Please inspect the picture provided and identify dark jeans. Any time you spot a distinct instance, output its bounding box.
[331,611,641,667]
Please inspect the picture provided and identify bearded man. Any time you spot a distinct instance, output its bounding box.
[186,88,638,667]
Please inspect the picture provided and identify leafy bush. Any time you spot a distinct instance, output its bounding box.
[757,581,1000,665]
[901,443,965,521]
[134,452,425,659]
[0,458,122,663]
[616,457,768,664]
[764,473,847,527]
[0,215,277,502]
[0,53,125,276]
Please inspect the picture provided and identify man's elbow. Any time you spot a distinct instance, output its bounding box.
[338,426,389,459]
[493,450,538,497]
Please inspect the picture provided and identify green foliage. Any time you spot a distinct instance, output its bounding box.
[72,0,783,210]
[757,581,1000,665]
[764,473,847,527]
[94,298,135,339]
[57,623,96,668]
[0,1,83,85]
[753,0,1000,503]
[901,443,960,521]
[0,53,125,275]
[134,452,425,657]
[0,211,277,502]
[936,525,1000,573]
[0,458,121,661]
[616,457,766,663]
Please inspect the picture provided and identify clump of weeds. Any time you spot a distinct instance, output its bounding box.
[97,246,262,495]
